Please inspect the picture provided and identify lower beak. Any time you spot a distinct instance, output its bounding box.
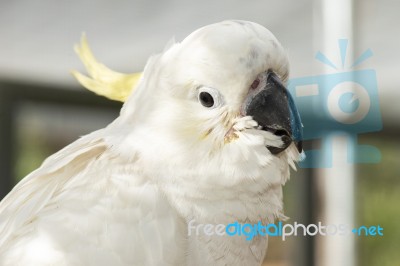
[245,72,303,155]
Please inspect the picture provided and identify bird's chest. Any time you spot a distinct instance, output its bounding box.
[164,176,284,265]
[186,219,268,266]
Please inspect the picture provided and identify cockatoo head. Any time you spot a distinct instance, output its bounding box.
[115,20,302,181]
[74,20,303,220]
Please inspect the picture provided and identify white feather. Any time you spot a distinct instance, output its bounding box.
[0,20,301,266]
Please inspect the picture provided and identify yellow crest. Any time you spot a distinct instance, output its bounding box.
[71,35,142,102]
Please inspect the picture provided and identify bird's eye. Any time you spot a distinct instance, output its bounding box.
[199,92,214,107]
[197,87,223,109]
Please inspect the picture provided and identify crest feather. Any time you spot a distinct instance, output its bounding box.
[71,34,141,102]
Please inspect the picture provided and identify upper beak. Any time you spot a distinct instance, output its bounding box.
[245,72,303,155]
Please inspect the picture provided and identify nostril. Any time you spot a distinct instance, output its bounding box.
[250,79,260,90]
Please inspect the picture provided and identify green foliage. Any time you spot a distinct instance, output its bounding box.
[357,136,400,266]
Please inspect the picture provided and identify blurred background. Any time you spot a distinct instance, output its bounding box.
[0,0,399,265]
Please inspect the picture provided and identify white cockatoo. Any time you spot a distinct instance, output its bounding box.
[0,20,303,266]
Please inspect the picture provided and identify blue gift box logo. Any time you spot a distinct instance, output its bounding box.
[288,39,382,168]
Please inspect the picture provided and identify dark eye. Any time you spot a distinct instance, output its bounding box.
[199,92,215,108]
[197,87,223,109]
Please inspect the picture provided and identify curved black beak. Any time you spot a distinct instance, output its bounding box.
[245,72,303,155]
